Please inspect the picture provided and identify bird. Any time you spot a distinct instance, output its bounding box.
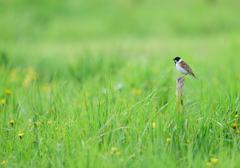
[173,57,198,81]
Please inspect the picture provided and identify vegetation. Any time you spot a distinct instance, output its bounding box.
[1,0,240,167]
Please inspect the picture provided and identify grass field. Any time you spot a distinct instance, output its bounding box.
[1,0,240,167]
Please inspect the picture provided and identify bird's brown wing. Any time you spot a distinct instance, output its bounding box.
[180,61,195,76]
[180,61,198,81]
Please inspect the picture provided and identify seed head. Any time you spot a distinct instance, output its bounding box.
[227,106,230,114]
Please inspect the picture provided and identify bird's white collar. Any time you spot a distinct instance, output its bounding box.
[177,59,182,64]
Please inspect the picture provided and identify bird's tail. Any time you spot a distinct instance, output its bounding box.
[190,73,198,82]
[194,76,199,82]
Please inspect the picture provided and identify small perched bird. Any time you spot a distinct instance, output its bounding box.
[173,57,198,81]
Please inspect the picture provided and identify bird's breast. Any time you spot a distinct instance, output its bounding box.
[176,63,188,74]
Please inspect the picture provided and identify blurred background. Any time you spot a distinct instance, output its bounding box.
[1,0,240,41]
[0,0,240,90]
[2,1,240,167]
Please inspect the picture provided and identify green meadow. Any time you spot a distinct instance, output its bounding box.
[1,0,240,167]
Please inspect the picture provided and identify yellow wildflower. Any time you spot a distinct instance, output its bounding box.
[47,121,52,125]
[233,123,237,129]
[1,99,5,105]
[60,136,62,139]
[9,68,18,78]
[52,132,55,137]
[10,120,14,125]
[130,154,136,158]
[210,158,219,164]
[111,147,117,152]
[56,127,58,131]
[152,122,155,129]
[29,124,32,127]
[120,159,124,162]
[116,152,122,156]
[187,140,190,144]
[5,89,11,95]
[18,133,24,139]
[36,122,40,126]
[1,161,6,165]
[206,162,211,167]
[167,138,171,144]
[135,89,142,95]
[23,66,38,87]
[235,115,238,119]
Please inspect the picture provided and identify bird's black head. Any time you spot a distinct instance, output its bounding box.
[173,57,181,64]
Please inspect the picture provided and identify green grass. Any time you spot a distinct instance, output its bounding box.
[1,0,240,167]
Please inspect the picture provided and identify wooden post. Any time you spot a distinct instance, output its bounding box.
[176,77,184,112]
